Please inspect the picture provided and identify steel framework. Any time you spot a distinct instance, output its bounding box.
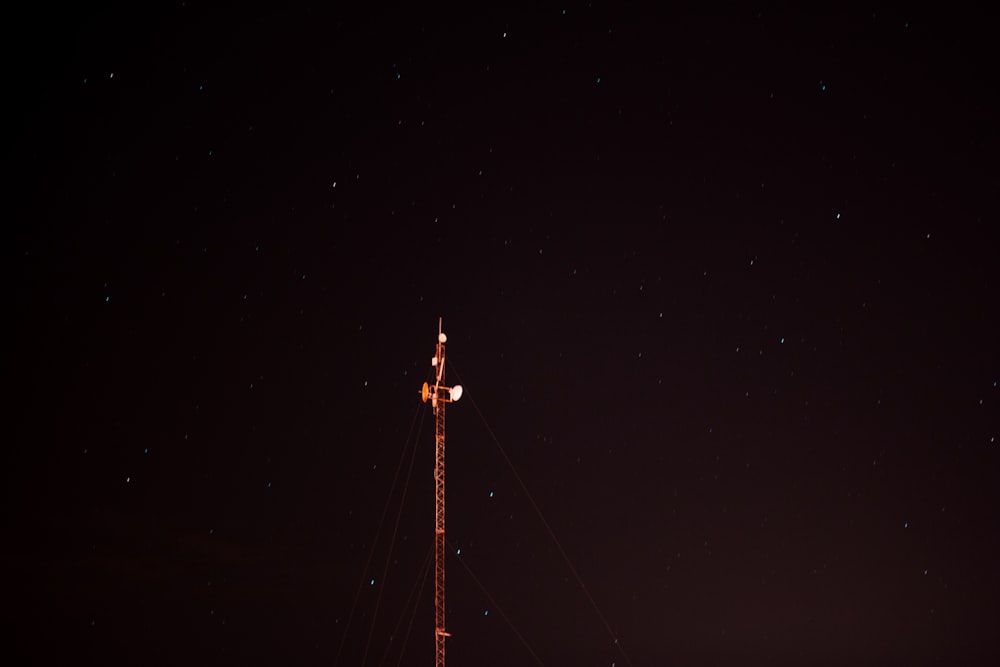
[421,318,459,667]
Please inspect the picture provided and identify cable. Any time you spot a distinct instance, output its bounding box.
[394,540,432,667]
[447,538,547,667]
[450,361,635,667]
[362,399,425,666]
[380,540,434,667]
[334,399,425,667]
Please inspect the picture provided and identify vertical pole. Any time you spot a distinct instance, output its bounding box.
[422,318,458,667]
[434,390,446,667]
[433,323,447,667]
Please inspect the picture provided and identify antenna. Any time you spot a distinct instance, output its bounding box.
[421,318,461,667]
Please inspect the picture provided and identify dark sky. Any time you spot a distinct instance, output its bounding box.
[7,4,999,666]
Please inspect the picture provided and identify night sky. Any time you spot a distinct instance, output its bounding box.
[8,4,1000,666]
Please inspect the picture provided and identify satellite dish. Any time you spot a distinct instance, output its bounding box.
[438,332,447,343]
[450,385,463,402]
[421,382,429,403]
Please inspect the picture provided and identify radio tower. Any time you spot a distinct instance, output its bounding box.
[421,318,463,667]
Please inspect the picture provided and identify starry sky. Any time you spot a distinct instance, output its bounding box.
[7,4,999,666]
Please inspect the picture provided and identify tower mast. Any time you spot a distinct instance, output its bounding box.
[420,318,462,667]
